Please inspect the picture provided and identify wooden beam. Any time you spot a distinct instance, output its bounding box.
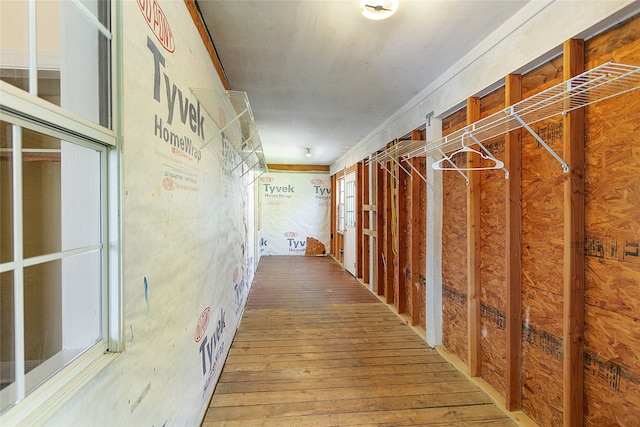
[385,161,395,304]
[267,164,330,172]
[563,38,585,427]
[356,162,364,279]
[410,130,422,326]
[363,229,377,237]
[504,73,523,412]
[397,158,409,314]
[376,163,385,295]
[467,97,481,378]
[330,174,337,257]
[363,205,376,211]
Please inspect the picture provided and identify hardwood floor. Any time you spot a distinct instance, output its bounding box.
[202,256,515,426]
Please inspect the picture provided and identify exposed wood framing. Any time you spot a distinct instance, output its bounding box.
[267,164,330,172]
[356,162,364,279]
[376,162,385,295]
[562,38,585,427]
[410,130,422,326]
[384,161,394,304]
[467,97,482,378]
[397,156,409,313]
[504,73,523,411]
[330,174,336,256]
[361,161,370,284]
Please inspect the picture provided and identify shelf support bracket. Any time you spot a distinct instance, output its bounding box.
[200,107,250,150]
[377,160,400,182]
[402,156,427,183]
[467,133,510,179]
[388,155,410,176]
[249,170,266,186]
[511,110,569,173]
[433,144,469,186]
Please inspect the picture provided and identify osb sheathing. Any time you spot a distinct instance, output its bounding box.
[583,15,640,426]
[416,157,427,327]
[399,167,412,314]
[478,87,507,398]
[441,109,469,365]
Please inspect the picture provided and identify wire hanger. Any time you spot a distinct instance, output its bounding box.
[432,132,505,172]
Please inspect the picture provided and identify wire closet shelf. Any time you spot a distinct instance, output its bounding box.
[368,62,640,176]
[191,88,268,182]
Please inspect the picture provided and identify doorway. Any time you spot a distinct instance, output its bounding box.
[344,171,356,276]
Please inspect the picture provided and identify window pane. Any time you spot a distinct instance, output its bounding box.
[0,1,29,92]
[55,0,111,128]
[0,271,15,412]
[22,129,61,259]
[1,121,14,263]
[0,1,111,128]
[23,251,101,394]
[36,0,61,106]
[60,141,101,251]
[22,128,102,258]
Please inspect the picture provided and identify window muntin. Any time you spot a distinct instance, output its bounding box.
[0,0,112,129]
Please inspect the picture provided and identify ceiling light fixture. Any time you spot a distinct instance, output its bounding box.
[360,0,399,20]
[306,148,312,158]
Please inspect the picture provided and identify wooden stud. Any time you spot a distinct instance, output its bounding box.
[397,157,409,314]
[356,162,363,279]
[267,164,330,172]
[504,73,523,411]
[362,161,370,284]
[562,38,585,427]
[467,97,481,378]
[410,130,422,326]
[330,174,337,257]
[376,162,386,296]
[385,161,395,304]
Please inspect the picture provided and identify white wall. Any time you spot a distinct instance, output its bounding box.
[331,0,640,172]
[48,1,255,425]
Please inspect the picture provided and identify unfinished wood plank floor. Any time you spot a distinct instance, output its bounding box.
[202,256,515,427]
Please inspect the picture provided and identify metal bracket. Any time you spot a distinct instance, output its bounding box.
[511,110,569,173]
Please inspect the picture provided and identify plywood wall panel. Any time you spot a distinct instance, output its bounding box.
[417,157,427,327]
[585,15,640,63]
[480,87,505,119]
[479,137,507,397]
[521,57,563,96]
[520,55,565,426]
[441,109,468,365]
[399,167,412,314]
[583,17,640,424]
[583,307,640,426]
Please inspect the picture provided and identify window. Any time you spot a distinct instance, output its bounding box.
[0,0,112,128]
[338,177,345,231]
[346,179,355,228]
[0,0,117,420]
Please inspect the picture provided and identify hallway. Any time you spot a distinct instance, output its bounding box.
[201,256,516,426]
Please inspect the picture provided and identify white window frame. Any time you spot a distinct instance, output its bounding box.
[338,177,345,232]
[0,0,122,423]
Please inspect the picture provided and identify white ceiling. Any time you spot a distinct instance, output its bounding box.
[198,0,530,166]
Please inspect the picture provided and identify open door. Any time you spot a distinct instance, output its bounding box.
[344,171,357,276]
